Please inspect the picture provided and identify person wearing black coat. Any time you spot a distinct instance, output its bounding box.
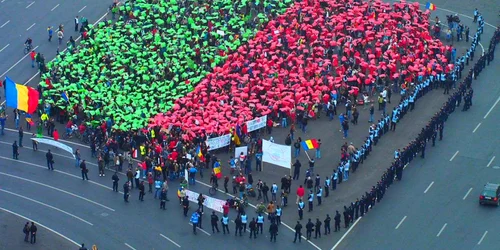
[160,189,167,210]
[305,219,314,240]
[123,181,130,202]
[343,207,350,228]
[269,222,278,242]
[80,160,89,180]
[293,221,302,243]
[211,212,220,233]
[314,218,322,239]
[112,172,120,192]
[46,150,54,170]
[29,222,37,244]
[138,181,145,201]
[334,211,341,232]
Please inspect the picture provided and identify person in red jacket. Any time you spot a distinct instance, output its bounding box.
[53,129,59,141]
[30,50,36,68]
[296,185,305,204]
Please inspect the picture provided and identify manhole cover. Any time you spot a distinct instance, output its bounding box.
[101,213,109,217]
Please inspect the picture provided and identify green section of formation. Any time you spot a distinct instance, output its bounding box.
[41,0,293,131]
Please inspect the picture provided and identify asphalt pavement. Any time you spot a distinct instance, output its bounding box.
[0,210,79,249]
[333,57,500,249]
[0,0,110,83]
[0,0,498,249]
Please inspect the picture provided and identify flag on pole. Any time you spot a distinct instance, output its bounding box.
[61,91,70,102]
[301,139,320,150]
[232,129,241,146]
[214,166,222,179]
[5,77,39,114]
[196,145,205,162]
[425,2,436,11]
[25,114,35,126]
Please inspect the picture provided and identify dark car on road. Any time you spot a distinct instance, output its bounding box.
[479,183,500,206]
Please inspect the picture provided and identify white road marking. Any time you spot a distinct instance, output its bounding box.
[0,188,93,226]
[0,154,123,194]
[124,243,136,250]
[3,128,91,148]
[477,231,488,245]
[403,163,409,169]
[0,20,9,28]
[424,181,434,194]
[436,223,447,237]
[160,233,181,248]
[3,10,109,89]
[78,6,87,13]
[0,44,9,52]
[194,179,322,250]
[26,23,36,31]
[486,156,495,168]
[189,223,211,236]
[450,151,459,162]
[395,216,407,230]
[0,171,115,211]
[25,1,35,8]
[0,45,38,78]
[484,96,500,119]
[0,207,80,246]
[51,4,59,11]
[331,217,362,250]
[463,188,473,200]
[472,123,481,133]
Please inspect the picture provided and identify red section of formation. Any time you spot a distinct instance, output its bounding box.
[151,0,452,139]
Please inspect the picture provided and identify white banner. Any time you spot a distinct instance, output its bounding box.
[185,190,226,213]
[31,138,75,158]
[262,139,291,169]
[206,134,231,151]
[234,146,248,159]
[246,115,267,132]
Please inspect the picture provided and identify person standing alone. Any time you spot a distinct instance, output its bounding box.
[74,16,79,32]
[46,149,54,170]
[80,160,89,180]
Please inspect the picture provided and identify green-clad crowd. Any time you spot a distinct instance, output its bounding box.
[41,0,293,130]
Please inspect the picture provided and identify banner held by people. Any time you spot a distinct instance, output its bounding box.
[206,134,231,151]
[262,139,291,169]
[31,138,75,158]
[246,115,267,132]
[185,190,226,213]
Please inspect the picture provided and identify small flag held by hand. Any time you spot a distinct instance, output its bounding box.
[425,2,436,11]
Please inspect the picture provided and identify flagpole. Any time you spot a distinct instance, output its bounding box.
[304,150,312,161]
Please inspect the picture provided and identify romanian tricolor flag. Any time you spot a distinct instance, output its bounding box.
[5,77,39,114]
[214,166,222,179]
[425,2,436,11]
[196,145,205,162]
[25,114,35,126]
[232,129,241,146]
[301,139,320,150]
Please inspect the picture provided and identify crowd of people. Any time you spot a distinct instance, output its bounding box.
[9,0,499,246]
[151,0,453,140]
[39,0,293,131]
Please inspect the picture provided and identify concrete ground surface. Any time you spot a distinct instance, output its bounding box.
[334,45,500,250]
[0,210,78,250]
[0,0,498,249]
